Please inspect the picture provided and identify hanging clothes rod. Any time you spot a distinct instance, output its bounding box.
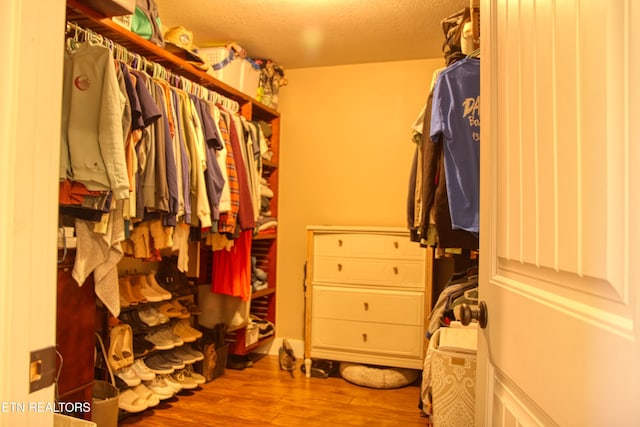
[65,21,240,113]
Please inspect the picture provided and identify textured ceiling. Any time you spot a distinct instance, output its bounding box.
[157,0,470,69]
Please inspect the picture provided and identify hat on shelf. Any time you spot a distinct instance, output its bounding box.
[164,26,209,71]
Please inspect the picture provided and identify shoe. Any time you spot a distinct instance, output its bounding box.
[156,302,184,319]
[181,344,205,362]
[145,328,176,351]
[159,374,183,393]
[145,273,172,301]
[119,276,139,306]
[120,310,151,333]
[158,351,186,370]
[167,347,197,365]
[170,300,191,319]
[108,324,133,372]
[127,275,149,304]
[118,388,148,413]
[172,320,202,343]
[144,354,175,375]
[134,274,165,303]
[170,369,198,390]
[156,256,194,297]
[133,335,155,358]
[176,299,202,316]
[131,358,156,381]
[144,376,175,400]
[158,325,184,347]
[132,383,160,408]
[115,365,141,387]
[184,364,206,385]
[137,307,161,327]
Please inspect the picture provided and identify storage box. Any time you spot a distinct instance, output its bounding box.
[76,0,135,17]
[112,14,132,31]
[245,322,259,346]
[199,47,261,99]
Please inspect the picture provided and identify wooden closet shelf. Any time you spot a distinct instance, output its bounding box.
[65,0,279,119]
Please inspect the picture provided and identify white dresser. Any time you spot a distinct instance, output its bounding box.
[304,226,432,370]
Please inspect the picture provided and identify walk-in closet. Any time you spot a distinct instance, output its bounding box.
[2,0,639,426]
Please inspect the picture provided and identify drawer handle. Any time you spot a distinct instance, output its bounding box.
[338,239,343,247]
[394,241,399,249]
[393,266,399,274]
[337,263,342,272]
[362,333,367,342]
[364,302,369,311]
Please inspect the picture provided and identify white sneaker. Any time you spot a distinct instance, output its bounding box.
[131,359,156,381]
[144,376,175,400]
[184,365,206,385]
[171,370,198,390]
[115,365,141,387]
[159,374,183,393]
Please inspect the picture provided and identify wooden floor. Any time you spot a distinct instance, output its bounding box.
[119,355,428,426]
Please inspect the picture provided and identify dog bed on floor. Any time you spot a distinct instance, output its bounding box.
[339,362,420,389]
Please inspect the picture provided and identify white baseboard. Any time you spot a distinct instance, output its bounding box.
[254,337,305,357]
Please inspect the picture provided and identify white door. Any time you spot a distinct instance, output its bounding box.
[0,0,65,425]
[478,1,640,426]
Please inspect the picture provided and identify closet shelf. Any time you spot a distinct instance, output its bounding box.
[65,0,279,119]
[252,288,275,300]
[253,230,277,241]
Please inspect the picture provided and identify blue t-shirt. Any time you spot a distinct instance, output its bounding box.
[430,58,480,233]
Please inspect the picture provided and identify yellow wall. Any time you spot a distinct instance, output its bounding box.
[275,58,444,341]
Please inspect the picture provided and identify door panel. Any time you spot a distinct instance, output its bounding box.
[479,0,639,426]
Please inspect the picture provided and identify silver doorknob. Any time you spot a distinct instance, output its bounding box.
[457,301,488,329]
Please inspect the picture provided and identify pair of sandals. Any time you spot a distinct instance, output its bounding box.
[108,324,134,372]
[119,384,160,413]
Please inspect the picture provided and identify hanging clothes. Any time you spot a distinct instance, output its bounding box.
[61,41,129,200]
[430,57,480,234]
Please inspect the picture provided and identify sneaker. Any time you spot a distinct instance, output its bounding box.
[148,306,170,325]
[184,365,206,385]
[156,325,184,347]
[144,354,175,375]
[167,347,197,365]
[172,320,202,343]
[131,359,156,381]
[170,369,198,390]
[156,302,184,319]
[144,328,175,351]
[132,383,160,407]
[159,374,183,393]
[145,273,173,301]
[144,375,175,400]
[158,351,186,370]
[133,335,155,358]
[169,300,191,319]
[138,307,162,327]
[115,365,141,387]
[181,344,205,362]
[135,274,165,302]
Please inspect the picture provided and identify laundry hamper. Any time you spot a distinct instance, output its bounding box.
[53,413,97,427]
[423,323,477,427]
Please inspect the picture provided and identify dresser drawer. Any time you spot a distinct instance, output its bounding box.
[314,232,424,260]
[312,256,424,289]
[311,318,423,358]
[312,285,423,325]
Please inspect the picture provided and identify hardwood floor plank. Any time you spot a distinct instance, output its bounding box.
[119,355,428,426]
